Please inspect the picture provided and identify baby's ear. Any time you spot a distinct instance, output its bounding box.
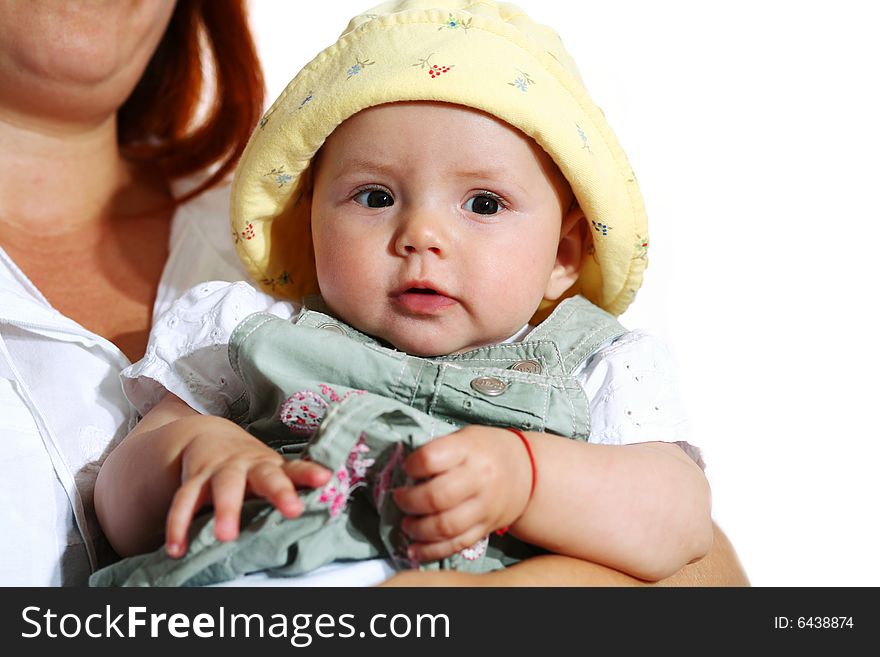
[544,204,589,301]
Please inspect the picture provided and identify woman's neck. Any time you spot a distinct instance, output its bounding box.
[0,113,174,363]
[0,112,128,236]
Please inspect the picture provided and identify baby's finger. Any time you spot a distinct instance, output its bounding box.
[393,469,473,515]
[282,459,333,488]
[400,497,483,543]
[402,435,465,480]
[406,528,490,564]
[248,462,302,518]
[165,479,208,558]
[210,465,248,542]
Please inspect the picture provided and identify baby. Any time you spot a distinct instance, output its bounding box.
[92,0,712,586]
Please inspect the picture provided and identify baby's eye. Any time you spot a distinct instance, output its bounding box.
[464,193,503,215]
[353,189,394,208]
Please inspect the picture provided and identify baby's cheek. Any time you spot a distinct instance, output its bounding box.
[316,249,370,299]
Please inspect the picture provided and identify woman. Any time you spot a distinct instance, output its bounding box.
[0,0,263,586]
[0,0,747,587]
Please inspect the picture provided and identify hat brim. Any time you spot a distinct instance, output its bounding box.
[231,7,647,318]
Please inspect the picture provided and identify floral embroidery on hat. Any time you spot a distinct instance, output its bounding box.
[634,235,648,260]
[576,124,592,152]
[413,53,454,79]
[317,434,375,517]
[346,57,375,79]
[261,271,290,292]
[295,92,314,111]
[263,166,292,188]
[508,70,535,92]
[439,14,472,32]
[591,219,611,236]
[237,223,256,242]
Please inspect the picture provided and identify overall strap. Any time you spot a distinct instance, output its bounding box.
[293,301,379,345]
[524,296,628,374]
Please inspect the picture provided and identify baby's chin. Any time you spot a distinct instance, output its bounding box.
[383,337,464,358]
[379,331,497,358]
[341,310,521,357]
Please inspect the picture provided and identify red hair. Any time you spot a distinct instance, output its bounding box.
[118,0,265,203]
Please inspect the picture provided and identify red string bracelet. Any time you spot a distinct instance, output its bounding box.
[495,427,537,536]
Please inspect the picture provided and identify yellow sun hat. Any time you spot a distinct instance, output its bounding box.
[230,0,648,319]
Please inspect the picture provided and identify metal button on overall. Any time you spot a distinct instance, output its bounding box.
[317,322,346,335]
[510,359,542,374]
[470,376,508,396]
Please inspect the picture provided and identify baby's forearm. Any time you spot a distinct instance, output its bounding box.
[94,394,202,556]
[510,435,713,581]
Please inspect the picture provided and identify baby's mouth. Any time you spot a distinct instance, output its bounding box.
[393,286,457,314]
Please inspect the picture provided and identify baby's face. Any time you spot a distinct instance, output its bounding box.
[310,102,577,357]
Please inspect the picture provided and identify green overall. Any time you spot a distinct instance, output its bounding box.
[90,295,626,586]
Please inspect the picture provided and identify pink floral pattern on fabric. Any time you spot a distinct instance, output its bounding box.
[459,536,489,561]
[318,434,375,518]
[279,385,365,435]
[279,391,328,435]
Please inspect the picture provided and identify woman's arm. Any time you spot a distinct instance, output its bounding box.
[378,521,748,587]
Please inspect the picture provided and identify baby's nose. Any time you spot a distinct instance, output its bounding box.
[394,211,447,256]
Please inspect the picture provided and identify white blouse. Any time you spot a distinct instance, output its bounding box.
[0,183,248,586]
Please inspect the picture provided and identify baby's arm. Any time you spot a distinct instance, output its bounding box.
[509,433,711,581]
[95,393,330,558]
[394,428,711,581]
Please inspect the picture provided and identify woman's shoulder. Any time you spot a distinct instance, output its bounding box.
[170,178,237,256]
[155,179,250,319]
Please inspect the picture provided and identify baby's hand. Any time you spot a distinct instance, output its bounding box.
[392,425,532,563]
[164,415,330,557]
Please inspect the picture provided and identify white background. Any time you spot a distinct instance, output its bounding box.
[247,0,880,586]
